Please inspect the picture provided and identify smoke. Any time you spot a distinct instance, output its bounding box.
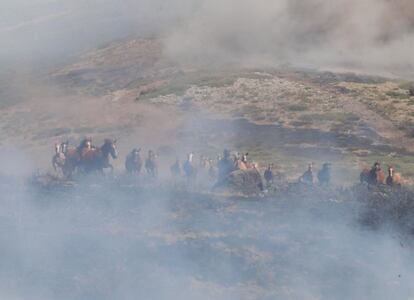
[164,0,414,74]
[0,0,197,68]
[3,0,414,74]
[3,3,414,299]
[1,153,414,299]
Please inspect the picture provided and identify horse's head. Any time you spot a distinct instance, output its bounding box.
[373,162,381,171]
[223,149,230,159]
[388,166,394,177]
[132,148,141,160]
[132,147,141,155]
[323,162,331,170]
[55,143,61,154]
[61,141,69,154]
[103,139,118,159]
[308,163,313,172]
[148,150,154,159]
[187,152,194,163]
[242,153,248,163]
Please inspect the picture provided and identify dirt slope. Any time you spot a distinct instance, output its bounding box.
[2,38,414,183]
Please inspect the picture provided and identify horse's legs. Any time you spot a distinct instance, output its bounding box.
[63,166,73,179]
[52,156,59,172]
[108,164,114,176]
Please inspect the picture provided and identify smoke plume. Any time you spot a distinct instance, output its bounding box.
[165,0,414,74]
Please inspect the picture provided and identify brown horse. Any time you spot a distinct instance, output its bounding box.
[235,152,256,170]
[125,148,142,174]
[62,138,94,178]
[386,166,402,187]
[360,162,385,185]
[80,139,118,174]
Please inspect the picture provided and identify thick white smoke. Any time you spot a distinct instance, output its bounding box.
[164,0,414,74]
[2,0,414,74]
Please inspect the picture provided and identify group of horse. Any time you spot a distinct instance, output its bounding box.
[360,162,402,187]
[297,161,403,188]
[124,148,254,183]
[52,138,118,178]
[52,138,403,189]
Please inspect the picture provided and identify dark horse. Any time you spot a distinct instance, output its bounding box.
[317,163,331,186]
[360,162,385,185]
[80,139,118,174]
[125,148,142,174]
[145,150,158,178]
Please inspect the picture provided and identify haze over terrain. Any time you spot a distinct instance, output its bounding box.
[2,1,414,300]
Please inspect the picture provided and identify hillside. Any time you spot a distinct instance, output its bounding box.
[2,38,414,183]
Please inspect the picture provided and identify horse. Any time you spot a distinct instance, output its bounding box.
[125,148,142,174]
[299,163,315,185]
[52,141,68,172]
[80,139,118,174]
[183,153,197,181]
[234,155,248,171]
[208,159,218,180]
[317,163,331,186]
[264,164,274,187]
[61,138,97,177]
[145,150,158,178]
[386,166,402,187]
[199,155,211,170]
[360,162,385,185]
[170,158,181,177]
